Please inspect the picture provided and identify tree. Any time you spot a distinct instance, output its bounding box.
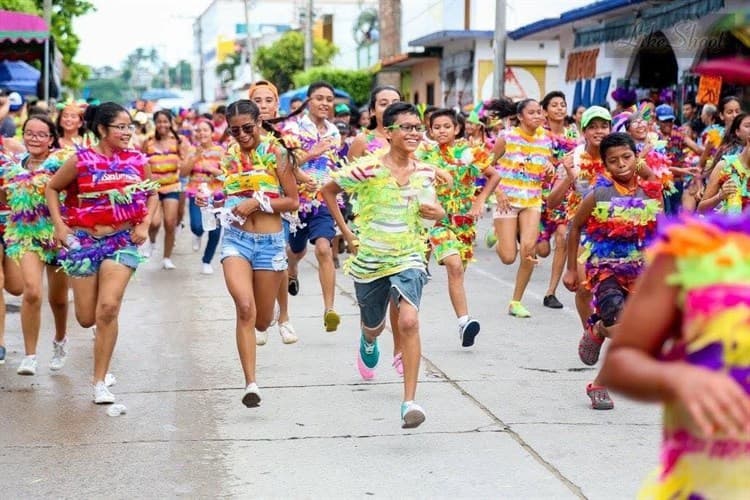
[254,31,338,92]
[169,60,192,90]
[0,0,95,90]
[215,52,242,85]
[293,68,373,105]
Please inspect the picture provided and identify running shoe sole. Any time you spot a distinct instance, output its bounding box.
[324,310,340,332]
[288,277,299,296]
[242,392,261,408]
[401,409,426,429]
[460,320,481,348]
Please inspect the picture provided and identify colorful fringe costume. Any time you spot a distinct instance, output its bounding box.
[3,150,70,263]
[0,137,14,238]
[145,140,181,194]
[637,140,675,197]
[563,144,607,221]
[185,144,224,198]
[700,124,724,172]
[638,212,750,499]
[59,148,157,277]
[281,115,341,215]
[220,138,281,212]
[540,126,580,241]
[717,154,749,215]
[332,154,435,282]
[415,140,490,263]
[495,126,553,209]
[579,179,660,297]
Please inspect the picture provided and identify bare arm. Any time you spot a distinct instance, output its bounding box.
[697,161,727,213]
[321,180,355,248]
[46,156,79,242]
[562,191,595,292]
[347,134,368,161]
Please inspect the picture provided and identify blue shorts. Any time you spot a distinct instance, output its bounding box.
[354,268,428,329]
[58,230,142,278]
[159,192,180,202]
[220,226,287,271]
[288,206,336,253]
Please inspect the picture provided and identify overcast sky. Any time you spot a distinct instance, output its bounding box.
[74,0,593,68]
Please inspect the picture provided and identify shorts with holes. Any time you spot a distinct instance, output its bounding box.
[354,268,427,330]
[220,226,287,271]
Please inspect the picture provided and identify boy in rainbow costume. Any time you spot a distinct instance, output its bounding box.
[601,208,750,498]
[564,133,661,410]
[415,108,500,347]
[56,147,158,277]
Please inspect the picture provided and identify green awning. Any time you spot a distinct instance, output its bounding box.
[575,0,725,47]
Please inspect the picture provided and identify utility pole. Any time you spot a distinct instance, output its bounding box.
[43,0,51,101]
[492,0,507,98]
[243,0,255,82]
[304,0,314,70]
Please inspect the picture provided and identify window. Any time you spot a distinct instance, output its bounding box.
[426,82,435,106]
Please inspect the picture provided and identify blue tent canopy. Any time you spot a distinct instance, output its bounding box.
[0,60,40,96]
[141,88,181,101]
[279,85,354,115]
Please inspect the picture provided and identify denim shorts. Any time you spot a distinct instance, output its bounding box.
[288,206,336,253]
[159,192,180,202]
[220,226,287,271]
[354,268,428,329]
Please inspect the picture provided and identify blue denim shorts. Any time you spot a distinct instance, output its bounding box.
[220,226,287,271]
[288,206,336,253]
[354,268,428,329]
[159,191,180,201]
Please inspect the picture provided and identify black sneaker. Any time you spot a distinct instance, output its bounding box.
[543,295,563,309]
[288,276,299,296]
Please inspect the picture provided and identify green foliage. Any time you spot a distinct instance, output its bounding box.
[254,31,338,92]
[215,52,242,84]
[82,77,134,105]
[293,67,373,105]
[0,0,38,12]
[169,60,192,90]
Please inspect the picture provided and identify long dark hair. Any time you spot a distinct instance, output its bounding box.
[226,99,299,168]
[153,109,181,142]
[23,114,60,149]
[367,85,402,130]
[713,111,749,166]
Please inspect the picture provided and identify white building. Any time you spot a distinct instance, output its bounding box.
[508,0,749,111]
[193,0,376,104]
[381,0,560,108]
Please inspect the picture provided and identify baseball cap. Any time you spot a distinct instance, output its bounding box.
[334,103,350,116]
[581,106,612,129]
[655,104,676,122]
[7,92,23,111]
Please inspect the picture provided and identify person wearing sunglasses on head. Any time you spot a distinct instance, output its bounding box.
[197,99,299,408]
[46,102,159,404]
[322,102,446,428]
[2,115,70,376]
[281,81,343,333]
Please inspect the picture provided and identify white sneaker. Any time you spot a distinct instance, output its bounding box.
[201,263,214,275]
[49,338,68,371]
[279,321,298,344]
[140,241,153,258]
[17,355,37,375]
[105,373,117,387]
[162,258,176,270]
[256,329,268,346]
[93,381,115,404]
[242,382,261,407]
[192,235,201,252]
[401,401,426,429]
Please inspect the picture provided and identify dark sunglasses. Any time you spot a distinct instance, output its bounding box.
[228,123,256,137]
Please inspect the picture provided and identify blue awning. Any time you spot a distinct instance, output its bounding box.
[574,0,725,47]
[508,0,648,40]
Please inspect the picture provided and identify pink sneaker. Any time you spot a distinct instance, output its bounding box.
[357,354,375,380]
[392,353,404,376]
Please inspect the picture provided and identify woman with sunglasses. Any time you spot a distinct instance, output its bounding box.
[182,118,224,274]
[142,110,190,269]
[46,102,158,404]
[3,115,70,375]
[199,99,298,407]
[248,80,298,345]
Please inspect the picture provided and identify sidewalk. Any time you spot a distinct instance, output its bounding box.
[0,221,660,498]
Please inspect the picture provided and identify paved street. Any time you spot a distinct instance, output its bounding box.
[0,217,661,499]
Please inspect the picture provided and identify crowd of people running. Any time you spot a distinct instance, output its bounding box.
[1,78,749,496]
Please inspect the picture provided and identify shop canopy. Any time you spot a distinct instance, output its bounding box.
[0,9,49,62]
[0,60,40,95]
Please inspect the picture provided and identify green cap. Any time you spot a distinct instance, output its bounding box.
[581,106,612,129]
[334,103,350,115]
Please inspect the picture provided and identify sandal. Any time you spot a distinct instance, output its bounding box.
[578,324,604,366]
[586,383,614,410]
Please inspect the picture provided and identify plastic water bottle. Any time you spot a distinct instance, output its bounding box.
[199,183,217,231]
[65,233,81,250]
[416,184,438,230]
